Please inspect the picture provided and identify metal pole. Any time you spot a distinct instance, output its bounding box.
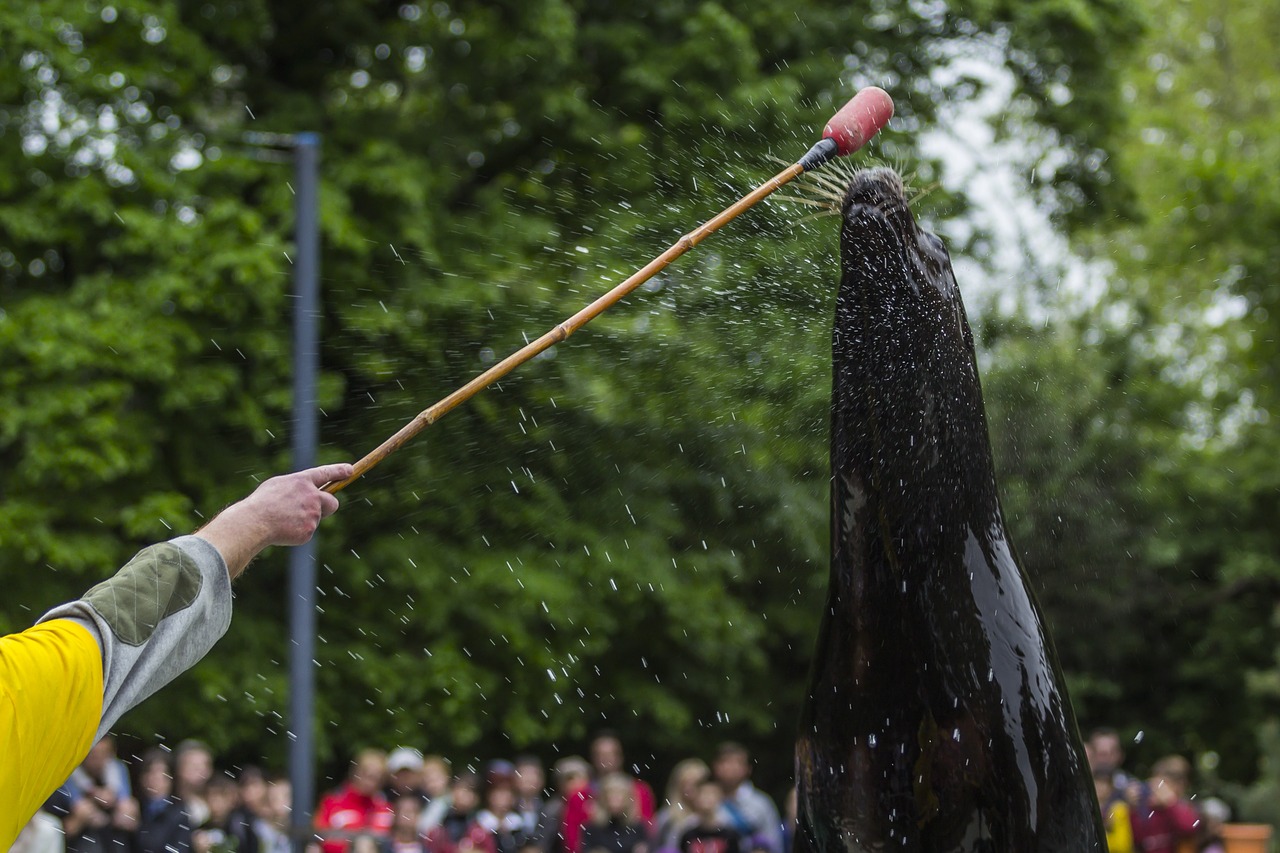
[288,131,320,849]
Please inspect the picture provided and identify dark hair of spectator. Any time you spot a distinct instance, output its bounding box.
[453,771,481,791]
[238,765,266,786]
[207,775,237,795]
[1151,755,1191,786]
[715,741,749,760]
[139,747,171,770]
[175,738,212,760]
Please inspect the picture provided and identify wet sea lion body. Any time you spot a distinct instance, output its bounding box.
[795,169,1103,851]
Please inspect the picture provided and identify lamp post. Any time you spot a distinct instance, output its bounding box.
[240,128,321,849]
[289,131,321,849]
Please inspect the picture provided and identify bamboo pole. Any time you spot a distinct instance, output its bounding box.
[322,161,806,493]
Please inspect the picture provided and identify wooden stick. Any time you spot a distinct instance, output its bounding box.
[323,161,805,494]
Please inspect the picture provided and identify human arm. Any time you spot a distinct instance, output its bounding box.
[39,462,352,739]
[0,463,352,848]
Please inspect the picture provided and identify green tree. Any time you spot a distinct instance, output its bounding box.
[0,0,1143,782]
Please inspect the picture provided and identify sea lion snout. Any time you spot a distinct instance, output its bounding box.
[841,167,906,215]
[839,167,960,309]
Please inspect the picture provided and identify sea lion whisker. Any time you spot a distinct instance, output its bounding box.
[906,181,942,208]
[803,168,852,191]
[785,209,841,230]
[774,195,840,209]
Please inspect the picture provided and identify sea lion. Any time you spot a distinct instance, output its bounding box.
[794,168,1104,851]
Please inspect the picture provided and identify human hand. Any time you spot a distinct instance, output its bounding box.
[196,463,353,578]
[74,797,109,828]
[236,463,353,547]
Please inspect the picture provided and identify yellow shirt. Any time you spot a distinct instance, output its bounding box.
[0,619,104,846]
[1105,799,1135,853]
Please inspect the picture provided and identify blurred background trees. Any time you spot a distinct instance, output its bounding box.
[1,0,1275,808]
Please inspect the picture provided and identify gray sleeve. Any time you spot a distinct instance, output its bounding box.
[37,535,233,741]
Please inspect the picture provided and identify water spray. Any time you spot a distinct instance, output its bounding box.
[324,87,895,494]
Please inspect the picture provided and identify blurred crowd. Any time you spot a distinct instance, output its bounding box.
[10,726,1248,853]
[10,733,791,853]
[1087,727,1236,853]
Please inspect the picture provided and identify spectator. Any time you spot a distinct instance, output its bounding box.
[316,749,395,853]
[512,755,552,847]
[710,744,781,853]
[419,757,454,833]
[426,773,490,853]
[1094,769,1133,853]
[176,740,216,825]
[385,797,429,853]
[1129,755,1199,853]
[580,774,648,853]
[195,775,259,853]
[477,764,528,853]
[137,750,192,853]
[1197,798,1230,853]
[62,735,140,853]
[1088,728,1134,790]
[677,781,740,853]
[567,734,654,853]
[589,733,656,821]
[257,778,294,853]
[424,757,453,803]
[653,760,710,852]
[539,757,591,853]
[135,749,173,820]
[231,767,274,851]
[388,749,429,806]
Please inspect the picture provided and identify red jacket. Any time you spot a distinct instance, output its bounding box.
[1130,799,1199,853]
[315,784,395,853]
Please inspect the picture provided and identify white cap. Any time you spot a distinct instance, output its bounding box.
[388,747,425,773]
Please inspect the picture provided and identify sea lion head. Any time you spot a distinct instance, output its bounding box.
[833,166,993,504]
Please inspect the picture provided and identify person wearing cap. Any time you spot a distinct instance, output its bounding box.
[0,463,352,848]
[387,747,429,806]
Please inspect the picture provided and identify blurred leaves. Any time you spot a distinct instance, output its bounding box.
[28,0,1280,797]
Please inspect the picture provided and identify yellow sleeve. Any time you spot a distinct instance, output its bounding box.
[0,618,104,847]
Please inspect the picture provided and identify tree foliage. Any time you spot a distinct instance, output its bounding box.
[972,0,1280,790]
[6,0,1225,793]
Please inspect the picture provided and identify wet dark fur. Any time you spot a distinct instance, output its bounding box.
[794,169,1103,851]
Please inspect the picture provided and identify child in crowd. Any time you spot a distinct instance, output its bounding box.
[194,775,258,853]
[478,764,529,853]
[580,773,648,853]
[427,773,493,853]
[677,781,740,853]
[653,760,710,853]
[539,757,592,853]
[1129,755,1200,853]
[385,796,429,853]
